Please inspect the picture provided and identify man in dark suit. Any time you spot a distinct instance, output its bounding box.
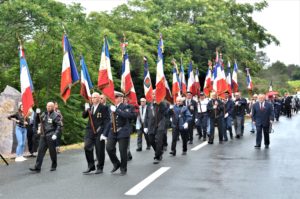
[252,94,274,148]
[207,92,224,144]
[184,91,197,144]
[82,92,110,174]
[104,91,137,176]
[144,90,169,164]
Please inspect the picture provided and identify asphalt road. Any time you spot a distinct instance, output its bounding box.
[1,114,300,199]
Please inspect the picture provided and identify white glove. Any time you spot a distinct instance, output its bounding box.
[169,105,174,109]
[183,122,188,129]
[235,101,239,105]
[170,117,173,122]
[144,128,148,133]
[110,105,116,112]
[195,119,198,123]
[84,103,90,111]
[100,134,107,141]
[51,134,57,140]
[36,108,41,114]
[224,113,229,118]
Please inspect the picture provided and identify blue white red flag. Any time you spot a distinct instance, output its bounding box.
[143,56,153,102]
[19,44,34,116]
[60,34,79,103]
[179,61,187,95]
[187,62,195,95]
[232,60,238,92]
[80,56,93,101]
[121,52,137,106]
[246,68,253,90]
[226,61,232,95]
[98,37,115,104]
[155,34,166,104]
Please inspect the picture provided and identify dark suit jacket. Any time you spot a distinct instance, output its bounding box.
[224,99,234,116]
[207,99,224,119]
[184,99,197,122]
[83,104,110,138]
[144,101,168,134]
[252,101,274,127]
[105,103,136,139]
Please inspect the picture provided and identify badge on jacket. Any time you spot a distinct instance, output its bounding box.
[97,113,101,118]
[48,118,53,124]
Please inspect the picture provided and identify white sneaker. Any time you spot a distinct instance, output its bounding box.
[20,156,27,161]
[15,157,25,162]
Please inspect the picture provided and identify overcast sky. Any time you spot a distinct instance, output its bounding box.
[58,0,300,66]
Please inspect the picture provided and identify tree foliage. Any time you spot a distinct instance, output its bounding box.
[0,0,281,144]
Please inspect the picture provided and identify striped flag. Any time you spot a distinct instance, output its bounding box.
[165,78,173,104]
[232,60,238,92]
[98,37,115,104]
[246,68,253,90]
[172,60,180,103]
[60,34,79,103]
[194,68,201,97]
[155,34,166,104]
[226,61,232,95]
[213,51,227,97]
[179,60,187,96]
[80,55,93,101]
[269,80,273,92]
[187,62,195,95]
[121,52,138,106]
[203,61,213,96]
[19,44,34,116]
[143,57,153,102]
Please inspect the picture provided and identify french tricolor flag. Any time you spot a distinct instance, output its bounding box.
[98,37,115,104]
[187,62,195,95]
[246,68,253,90]
[194,68,201,97]
[172,64,180,103]
[121,53,137,106]
[143,57,153,102]
[179,61,187,96]
[232,60,238,93]
[155,34,166,104]
[213,52,227,97]
[60,34,79,103]
[226,61,232,95]
[80,56,93,102]
[19,45,34,116]
[203,62,212,96]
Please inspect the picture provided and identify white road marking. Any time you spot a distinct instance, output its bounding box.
[125,167,170,196]
[191,141,208,151]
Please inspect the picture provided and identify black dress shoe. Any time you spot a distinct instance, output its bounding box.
[146,146,151,150]
[181,151,187,155]
[110,164,120,173]
[83,167,95,174]
[29,167,41,173]
[169,151,176,156]
[265,145,269,149]
[95,168,103,174]
[127,155,132,161]
[120,170,127,176]
[254,145,261,148]
[50,168,56,171]
[208,141,213,144]
[136,148,142,152]
[188,141,193,144]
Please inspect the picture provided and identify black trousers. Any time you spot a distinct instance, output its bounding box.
[35,134,57,169]
[106,137,129,172]
[27,125,39,154]
[187,120,194,141]
[148,130,164,159]
[137,125,150,149]
[209,117,223,143]
[256,125,270,146]
[84,134,105,169]
[171,128,188,153]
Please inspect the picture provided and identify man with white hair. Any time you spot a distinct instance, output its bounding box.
[82,92,110,174]
[29,102,61,173]
[136,97,151,151]
[169,96,192,156]
[252,94,274,148]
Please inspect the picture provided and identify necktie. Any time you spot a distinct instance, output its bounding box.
[142,106,144,115]
[91,106,94,114]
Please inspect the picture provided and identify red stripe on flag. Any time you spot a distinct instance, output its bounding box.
[101,79,115,104]
[98,69,109,88]
[22,87,34,116]
[60,67,72,102]
[156,78,166,104]
[80,82,90,102]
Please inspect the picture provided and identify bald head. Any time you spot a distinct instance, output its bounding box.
[91,92,101,105]
[47,102,55,112]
